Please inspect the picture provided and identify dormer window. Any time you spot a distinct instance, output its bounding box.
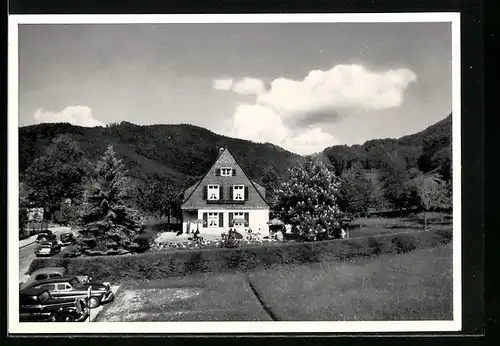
[207,185,220,200]
[233,185,245,200]
[221,167,232,176]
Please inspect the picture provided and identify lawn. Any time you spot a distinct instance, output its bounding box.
[96,272,272,321]
[95,242,453,322]
[247,243,453,321]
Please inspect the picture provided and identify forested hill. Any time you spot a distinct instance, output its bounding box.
[19,113,451,192]
[19,122,303,189]
[322,114,452,181]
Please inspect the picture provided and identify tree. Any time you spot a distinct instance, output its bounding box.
[22,134,90,214]
[339,163,373,216]
[261,165,280,208]
[19,182,31,236]
[134,176,182,223]
[75,145,144,255]
[275,156,344,240]
[416,174,452,228]
[380,157,421,212]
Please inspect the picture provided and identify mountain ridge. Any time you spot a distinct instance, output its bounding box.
[19,114,452,189]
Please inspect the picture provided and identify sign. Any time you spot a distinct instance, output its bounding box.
[27,207,44,222]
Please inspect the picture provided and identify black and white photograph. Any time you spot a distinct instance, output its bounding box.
[8,13,461,334]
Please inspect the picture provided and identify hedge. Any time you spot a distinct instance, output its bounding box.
[28,228,452,282]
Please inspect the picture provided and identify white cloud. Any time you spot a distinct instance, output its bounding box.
[231,77,267,95]
[257,64,417,117]
[223,64,417,155]
[282,127,339,155]
[212,78,234,91]
[228,104,338,155]
[33,106,105,127]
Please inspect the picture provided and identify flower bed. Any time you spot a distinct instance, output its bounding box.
[150,237,278,252]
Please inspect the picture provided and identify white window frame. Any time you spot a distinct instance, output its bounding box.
[233,185,245,200]
[233,212,245,227]
[207,184,220,200]
[221,167,232,176]
[208,212,219,228]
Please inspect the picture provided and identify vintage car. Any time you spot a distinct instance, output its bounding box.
[35,241,61,257]
[36,231,57,243]
[20,288,89,322]
[59,233,76,246]
[20,267,91,291]
[21,276,114,309]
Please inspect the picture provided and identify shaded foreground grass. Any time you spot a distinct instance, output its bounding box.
[97,272,272,321]
[247,243,453,321]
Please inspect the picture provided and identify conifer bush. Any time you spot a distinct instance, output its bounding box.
[71,145,146,256]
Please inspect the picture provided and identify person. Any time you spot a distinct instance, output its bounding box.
[340,228,347,239]
[275,230,283,241]
[193,229,200,241]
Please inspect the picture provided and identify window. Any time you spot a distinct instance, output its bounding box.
[49,273,62,278]
[208,213,219,227]
[233,212,245,227]
[35,274,48,281]
[221,167,232,176]
[35,284,55,291]
[208,185,220,200]
[56,283,67,291]
[233,185,245,200]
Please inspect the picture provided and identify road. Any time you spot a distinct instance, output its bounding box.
[19,226,76,284]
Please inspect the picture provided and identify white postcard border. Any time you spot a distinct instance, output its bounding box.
[8,12,462,334]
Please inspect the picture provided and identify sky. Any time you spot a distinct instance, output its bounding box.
[18,22,452,155]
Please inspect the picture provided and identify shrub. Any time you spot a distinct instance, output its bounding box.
[28,229,452,282]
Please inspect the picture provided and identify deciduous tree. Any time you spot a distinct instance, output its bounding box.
[339,163,373,216]
[275,156,344,240]
[22,134,90,212]
[416,174,452,228]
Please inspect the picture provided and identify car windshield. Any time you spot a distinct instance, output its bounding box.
[69,277,83,288]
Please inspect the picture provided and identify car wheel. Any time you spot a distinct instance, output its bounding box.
[89,296,101,308]
[56,313,76,322]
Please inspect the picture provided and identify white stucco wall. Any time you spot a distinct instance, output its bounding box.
[195,209,270,237]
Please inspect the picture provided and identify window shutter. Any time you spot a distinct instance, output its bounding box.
[244,212,249,227]
[203,213,207,227]
[219,213,224,227]
[220,185,224,200]
[229,212,234,227]
[230,186,234,200]
[244,186,249,200]
[215,168,221,176]
[203,186,207,200]
[232,168,236,176]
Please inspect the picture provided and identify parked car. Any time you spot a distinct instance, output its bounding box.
[36,231,56,244]
[20,288,89,322]
[20,267,91,290]
[21,276,114,308]
[59,233,76,246]
[35,241,61,257]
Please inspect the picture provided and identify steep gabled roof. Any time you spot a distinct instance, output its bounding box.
[181,147,269,209]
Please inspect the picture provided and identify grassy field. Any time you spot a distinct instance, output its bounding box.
[97,272,271,321]
[95,242,453,322]
[247,243,453,321]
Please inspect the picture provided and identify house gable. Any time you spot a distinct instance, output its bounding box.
[181,148,269,210]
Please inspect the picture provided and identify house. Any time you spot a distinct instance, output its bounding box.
[181,147,270,237]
